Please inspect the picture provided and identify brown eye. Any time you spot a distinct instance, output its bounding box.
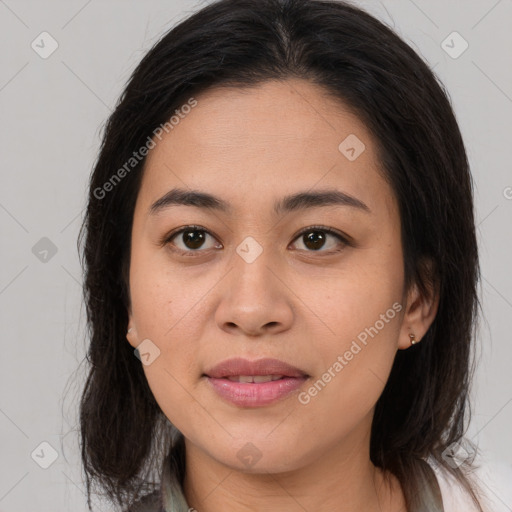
[302,230,327,250]
[181,229,207,249]
[164,225,222,255]
[291,226,349,253]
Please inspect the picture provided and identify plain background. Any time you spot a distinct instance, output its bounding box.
[0,0,511,510]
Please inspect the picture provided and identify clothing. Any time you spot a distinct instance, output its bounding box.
[430,456,512,512]
[126,437,512,512]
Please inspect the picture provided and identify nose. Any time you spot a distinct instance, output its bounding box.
[214,248,294,337]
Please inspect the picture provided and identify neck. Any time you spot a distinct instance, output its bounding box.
[182,423,404,512]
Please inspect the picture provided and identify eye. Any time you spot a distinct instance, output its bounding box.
[160,224,350,257]
[162,225,222,256]
[290,226,350,253]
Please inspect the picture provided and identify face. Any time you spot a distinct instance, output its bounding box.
[126,78,426,474]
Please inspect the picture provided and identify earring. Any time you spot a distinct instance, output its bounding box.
[127,327,133,335]
[409,333,419,345]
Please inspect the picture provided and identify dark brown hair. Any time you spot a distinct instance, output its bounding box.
[76,0,483,510]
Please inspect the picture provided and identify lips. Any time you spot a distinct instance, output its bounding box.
[225,375,284,383]
[203,357,309,379]
[203,357,309,407]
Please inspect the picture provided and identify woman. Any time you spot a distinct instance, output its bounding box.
[77,0,509,510]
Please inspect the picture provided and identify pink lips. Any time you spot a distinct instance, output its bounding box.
[203,357,309,407]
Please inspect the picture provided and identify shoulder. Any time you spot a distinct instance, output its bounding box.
[123,490,162,512]
[427,454,512,512]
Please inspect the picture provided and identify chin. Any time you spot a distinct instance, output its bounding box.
[200,435,310,475]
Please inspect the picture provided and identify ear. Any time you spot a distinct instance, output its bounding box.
[126,310,139,349]
[398,259,439,350]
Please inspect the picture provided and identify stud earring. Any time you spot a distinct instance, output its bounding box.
[127,327,133,335]
[409,333,419,345]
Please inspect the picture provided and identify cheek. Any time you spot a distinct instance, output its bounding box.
[297,307,402,442]
[129,243,202,337]
[301,248,404,343]
[137,317,204,433]
[297,249,404,406]
[128,247,208,405]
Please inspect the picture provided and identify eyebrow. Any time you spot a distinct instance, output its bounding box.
[148,187,371,216]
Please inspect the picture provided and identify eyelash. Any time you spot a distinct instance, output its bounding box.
[159,224,352,257]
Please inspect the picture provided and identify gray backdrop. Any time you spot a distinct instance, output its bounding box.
[0,0,511,510]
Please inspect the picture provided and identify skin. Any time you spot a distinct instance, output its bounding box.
[126,78,438,512]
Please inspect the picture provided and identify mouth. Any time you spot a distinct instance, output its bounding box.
[203,357,309,379]
[222,375,288,383]
[203,357,309,407]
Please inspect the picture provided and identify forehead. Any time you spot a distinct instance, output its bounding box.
[136,78,396,220]
[153,79,370,153]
